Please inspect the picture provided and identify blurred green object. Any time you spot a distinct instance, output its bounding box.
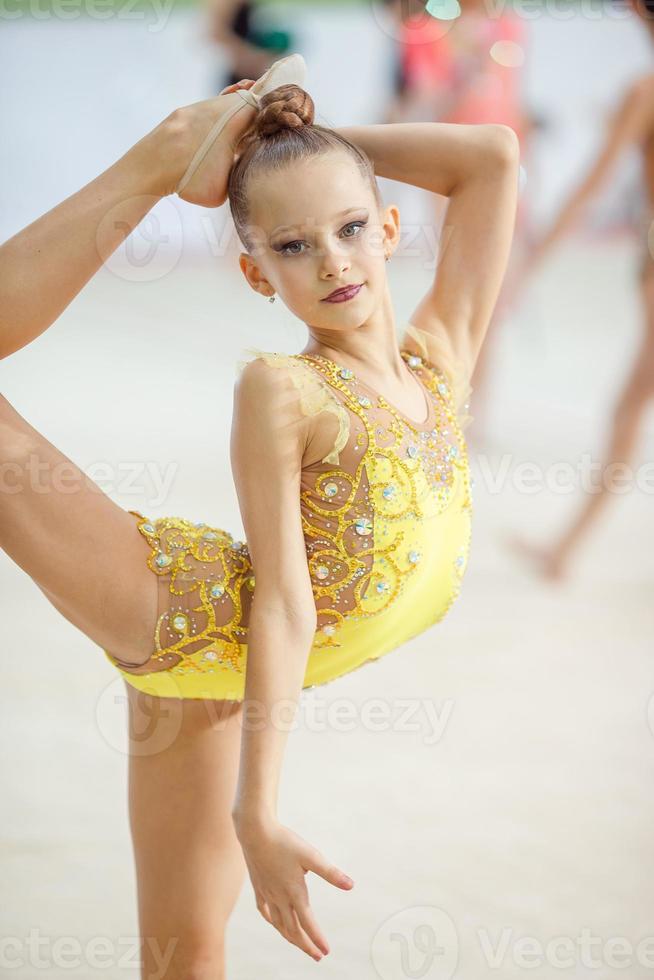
[249,29,293,53]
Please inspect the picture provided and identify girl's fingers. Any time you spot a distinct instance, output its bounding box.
[290,906,326,961]
[305,852,354,890]
[267,899,323,961]
[277,904,325,961]
[268,902,284,933]
[293,900,330,956]
[218,79,256,96]
[257,898,273,925]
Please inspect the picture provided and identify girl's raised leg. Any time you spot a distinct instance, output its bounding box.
[0,393,158,666]
[0,88,266,661]
[0,88,258,362]
[125,684,247,980]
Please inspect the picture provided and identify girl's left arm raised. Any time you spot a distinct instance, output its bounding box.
[335,121,521,383]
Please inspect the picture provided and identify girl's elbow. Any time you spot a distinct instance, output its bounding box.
[486,125,520,166]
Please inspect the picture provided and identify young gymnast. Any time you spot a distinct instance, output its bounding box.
[510,0,654,579]
[0,54,519,976]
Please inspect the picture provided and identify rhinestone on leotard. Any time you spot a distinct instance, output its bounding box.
[155,553,172,568]
[438,382,449,397]
[382,484,397,499]
[315,565,330,580]
[354,517,373,536]
[324,482,338,497]
[339,367,354,380]
[357,395,372,408]
[408,550,421,564]
[202,531,218,541]
[210,583,225,599]
[172,613,188,633]
[376,580,389,593]
[407,355,422,368]
[322,624,336,636]
[407,445,419,459]
[142,523,155,535]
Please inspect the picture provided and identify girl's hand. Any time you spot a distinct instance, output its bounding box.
[218,78,257,97]
[160,78,260,206]
[235,817,354,961]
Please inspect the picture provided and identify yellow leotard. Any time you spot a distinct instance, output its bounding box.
[103,323,473,700]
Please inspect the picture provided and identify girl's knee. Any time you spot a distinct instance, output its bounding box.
[141,938,225,980]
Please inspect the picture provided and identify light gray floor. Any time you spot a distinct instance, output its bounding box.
[2,6,654,979]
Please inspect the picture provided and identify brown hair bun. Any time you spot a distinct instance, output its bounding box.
[235,83,315,154]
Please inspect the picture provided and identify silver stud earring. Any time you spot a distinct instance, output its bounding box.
[269,295,276,303]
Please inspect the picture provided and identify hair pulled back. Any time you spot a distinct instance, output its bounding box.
[227,83,383,253]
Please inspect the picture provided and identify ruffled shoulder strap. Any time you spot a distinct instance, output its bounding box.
[235,347,351,465]
[400,321,473,432]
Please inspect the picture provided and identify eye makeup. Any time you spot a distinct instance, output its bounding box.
[274,215,369,256]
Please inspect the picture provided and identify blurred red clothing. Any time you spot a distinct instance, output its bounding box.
[400,10,527,143]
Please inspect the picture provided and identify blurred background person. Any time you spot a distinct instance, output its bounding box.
[382,0,539,442]
[510,0,654,579]
[206,0,294,93]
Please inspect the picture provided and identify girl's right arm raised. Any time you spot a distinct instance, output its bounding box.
[229,358,354,962]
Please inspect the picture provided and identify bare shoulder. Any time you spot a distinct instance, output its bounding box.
[232,356,310,464]
[234,351,351,468]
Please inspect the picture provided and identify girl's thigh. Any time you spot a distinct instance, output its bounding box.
[0,394,158,665]
[125,683,247,977]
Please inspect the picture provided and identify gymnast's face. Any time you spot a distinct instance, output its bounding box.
[239,152,400,332]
